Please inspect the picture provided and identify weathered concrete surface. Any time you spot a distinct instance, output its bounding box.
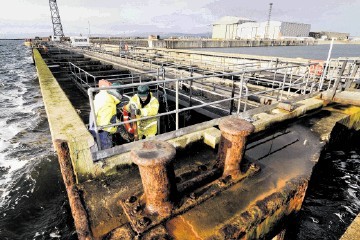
[33,49,95,182]
[251,98,324,133]
[135,47,312,66]
[341,213,360,240]
[322,90,360,106]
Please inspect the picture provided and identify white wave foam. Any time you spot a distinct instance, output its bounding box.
[0,167,28,208]
[334,212,345,223]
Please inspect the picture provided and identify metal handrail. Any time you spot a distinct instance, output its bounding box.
[88,63,323,150]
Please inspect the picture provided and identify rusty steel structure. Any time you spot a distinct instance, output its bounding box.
[217,117,255,178]
[120,134,260,235]
[131,141,177,216]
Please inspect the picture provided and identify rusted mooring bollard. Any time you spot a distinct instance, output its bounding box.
[131,141,177,216]
[217,117,255,178]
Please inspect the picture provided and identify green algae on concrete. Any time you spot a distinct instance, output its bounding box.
[33,49,95,182]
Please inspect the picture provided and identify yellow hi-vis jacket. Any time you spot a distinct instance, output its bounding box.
[94,90,120,134]
[125,93,159,139]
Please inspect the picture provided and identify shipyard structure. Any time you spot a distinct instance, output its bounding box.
[30,39,360,240]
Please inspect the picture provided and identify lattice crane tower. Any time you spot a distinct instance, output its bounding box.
[49,0,65,37]
[265,3,273,39]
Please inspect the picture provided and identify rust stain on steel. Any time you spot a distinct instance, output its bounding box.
[131,141,177,216]
[219,177,308,240]
[217,117,255,178]
[54,140,93,240]
[119,161,259,234]
[166,216,204,240]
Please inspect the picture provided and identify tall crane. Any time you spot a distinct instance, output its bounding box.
[49,0,65,39]
[265,3,273,39]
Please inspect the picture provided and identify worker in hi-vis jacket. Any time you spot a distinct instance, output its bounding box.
[89,79,122,149]
[125,85,159,139]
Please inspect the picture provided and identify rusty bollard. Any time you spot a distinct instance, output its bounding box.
[131,141,177,216]
[217,117,255,178]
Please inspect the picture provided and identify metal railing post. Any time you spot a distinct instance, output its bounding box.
[88,89,102,150]
[175,79,179,130]
[278,68,287,101]
[237,72,245,114]
[229,75,235,115]
[287,67,294,97]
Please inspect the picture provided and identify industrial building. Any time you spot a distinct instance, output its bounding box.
[238,21,311,39]
[212,16,311,40]
[309,31,350,40]
[212,16,255,39]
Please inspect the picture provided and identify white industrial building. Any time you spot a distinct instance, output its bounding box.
[212,16,255,39]
[238,21,311,39]
[212,17,311,40]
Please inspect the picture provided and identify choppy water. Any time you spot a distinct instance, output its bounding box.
[193,44,360,60]
[286,148,360,240]
[0,40,358,240]
[0,40,75,239]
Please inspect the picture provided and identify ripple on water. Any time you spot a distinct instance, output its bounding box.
[0,40,77,240]
[286,148,360,240]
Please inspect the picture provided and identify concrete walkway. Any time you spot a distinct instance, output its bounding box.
[340,213,360,240]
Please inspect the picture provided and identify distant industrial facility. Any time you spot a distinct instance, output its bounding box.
[212,16,255,39]
[238,21,310,39]
[309,31,350,40]
[212,16,311,40]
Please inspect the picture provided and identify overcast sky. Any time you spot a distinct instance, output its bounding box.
[1,0,359,38]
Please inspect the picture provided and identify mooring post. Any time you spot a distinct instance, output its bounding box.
[54,140,93,240]
[131,140,177,216]
[217,117,255,178]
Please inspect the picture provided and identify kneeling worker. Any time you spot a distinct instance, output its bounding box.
[125,85,159,139]
[89,79,122,149]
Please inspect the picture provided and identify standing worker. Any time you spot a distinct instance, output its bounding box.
[125,85,159,139]
[89,80,122,149]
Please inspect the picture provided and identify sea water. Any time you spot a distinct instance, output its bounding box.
[0,40,76,239]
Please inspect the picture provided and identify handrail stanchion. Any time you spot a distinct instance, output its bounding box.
[88,89,102,150]
[229,75,235,115]
[320,38,334,90]
[243,85,249,112]
[237,72,245,114]
[287,67,294,97]
[175,79,179,130]
[278,68,287,101]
